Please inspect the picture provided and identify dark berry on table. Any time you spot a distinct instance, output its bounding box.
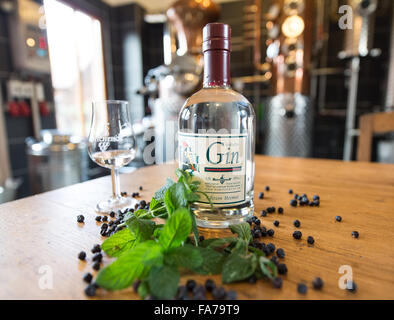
[313,195,320,201]
[133,280,141,293]
[192,285,206,297]
[313,200,320,206]
[352,231,359,238]
[186,279,196,292]
[261,229,268,237]
[205,279,216,292]
[101,223,108,230]
[312,277,324,290]
[254,230,262,238]
[271,206,276,213]
[336,216,342,222]
[265,186,270,191]
[84,284,97,297]
[255,219,261,226]
[78,251,86,260]
[139,186,143,191]
[276,248,285,258]
[260,210,267,217]
[273,220,279,227]
[293,219,301,228]
[109,211,115,218]
[108,220,114,227]
[290,199,298,207]
[100,229,107,237]
[212,287,227,300]
[77,215,85,223]
[267,243,275,253]
[293,231,302,239]
[270,255,279,265]
[102,216,108,222]
[92,253,103,262]
[258,192,264,199]
[176,285,187,300]
[272,277,283,289]
[95,216,102,222]
[288,189,293,194]
[226,290,237,300]
[92,262,100,271]
[277,263,288,275]
[83,272,93,283]
[267,229,274,237]
[297,283,307,294]
[278,207,284,214]
[248,274,257,284]
[267,207,274,213]
[139,200,147,208]
[307,236,315,245]
[346,280,357,292]
[91,244,101,254]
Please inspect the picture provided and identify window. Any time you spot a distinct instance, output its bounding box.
[44,0,106,137]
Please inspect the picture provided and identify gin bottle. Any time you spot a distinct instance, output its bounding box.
[178,23,255,228]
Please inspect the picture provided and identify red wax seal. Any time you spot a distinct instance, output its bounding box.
[202,23,231,87]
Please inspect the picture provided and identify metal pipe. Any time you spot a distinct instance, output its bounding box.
[343,57,360,161]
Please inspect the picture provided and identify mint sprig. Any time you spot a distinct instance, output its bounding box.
[95,169,277,299]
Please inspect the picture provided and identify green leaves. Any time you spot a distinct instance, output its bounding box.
[222,251,257,283]
[164,183,188,215]
[96,241,162,290]
[153,178,175,202]
[101,228,136,257]
[158,208,192,250]
[95,169,276,299]
[126,216,155,242]
[164,245,203,270]
[259,256,277,280]
[148,265,180,300]
[193,247,225,275]
[229,223,252,244]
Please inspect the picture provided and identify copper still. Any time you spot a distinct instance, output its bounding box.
[140,0,220,163]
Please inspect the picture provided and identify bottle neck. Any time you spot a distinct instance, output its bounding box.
[203,50,231,88]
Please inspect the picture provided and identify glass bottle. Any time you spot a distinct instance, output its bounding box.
[178,23,255,228]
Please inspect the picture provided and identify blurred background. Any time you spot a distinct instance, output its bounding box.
[0,0,393,203]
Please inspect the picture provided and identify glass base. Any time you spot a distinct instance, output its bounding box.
[192,200,254,229]
[95,196,137,214]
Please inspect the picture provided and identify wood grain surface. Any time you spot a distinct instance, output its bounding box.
[0,156,393,300]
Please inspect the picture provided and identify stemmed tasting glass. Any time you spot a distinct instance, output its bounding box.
[87,100,137,213]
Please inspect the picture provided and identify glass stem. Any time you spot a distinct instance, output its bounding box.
[111,168,121,200]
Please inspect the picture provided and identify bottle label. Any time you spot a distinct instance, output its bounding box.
[178,132,247,206]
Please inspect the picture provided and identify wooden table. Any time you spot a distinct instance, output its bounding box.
[1,156,393,300]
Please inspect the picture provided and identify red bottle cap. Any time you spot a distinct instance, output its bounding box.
[202,23,231,52]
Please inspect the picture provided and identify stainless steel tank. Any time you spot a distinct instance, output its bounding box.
[263,93,313,157]
[26,130,88,194]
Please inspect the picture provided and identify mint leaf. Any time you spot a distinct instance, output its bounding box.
[193,247,225,275]
[164,245,203,270]
[201,237,237,249]
[259,256,277,280]
[126,216,155,241]
[137,281,149,300]
[158,207,192,250]
[154,178,175,202]
[96,241,163,290]
[164,188,175,215]
[222,252,257,283]
[101,228,136,257]
[229,223,252,243]
[164,183,188,216]
[148,265,179,300]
